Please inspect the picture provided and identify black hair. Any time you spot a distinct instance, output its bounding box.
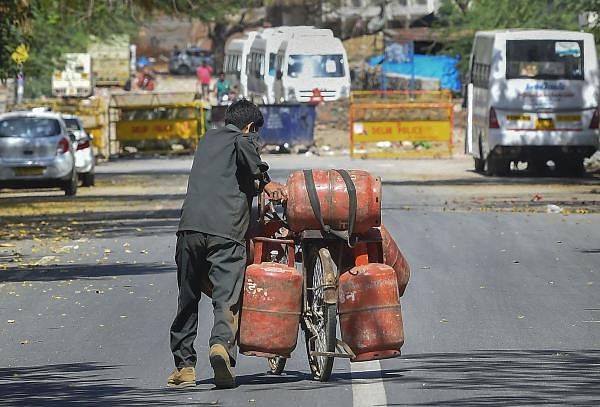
[225,99,264,131]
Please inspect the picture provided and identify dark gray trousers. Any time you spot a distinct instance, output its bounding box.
[170,231,246,368]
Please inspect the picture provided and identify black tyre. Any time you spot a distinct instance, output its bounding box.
[268,356,287,375]
[81,171,95,187]
[305,247,337,382]
[64,171,77,197]
[176,65,191,75]
[485,157,510,176]
[474,157,484,172]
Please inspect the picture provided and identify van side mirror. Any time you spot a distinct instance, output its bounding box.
[68,132,77,143]
[276,70,283,80]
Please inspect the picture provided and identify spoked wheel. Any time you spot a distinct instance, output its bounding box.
[305,247,337,382]
[268,356,287,375]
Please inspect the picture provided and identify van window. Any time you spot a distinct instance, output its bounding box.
[506,40,584,80]
[287,54,345,78]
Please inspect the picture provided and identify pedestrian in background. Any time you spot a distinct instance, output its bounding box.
[167,99,287,390]
[215,72,230,105]
[196,61,213,101]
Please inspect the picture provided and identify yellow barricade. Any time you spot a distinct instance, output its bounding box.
[109,93,206,155]
[116,118,200,142]
[11,97,109,157]
[350,91,454,158]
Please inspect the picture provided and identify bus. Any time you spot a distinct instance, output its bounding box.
[224,31,258,99]
[465,30,599,176]
[247,27,315,104]
[273,29,351,103]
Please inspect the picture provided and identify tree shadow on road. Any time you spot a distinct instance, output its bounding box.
[374,349,600,406]
[1,262,175,283]
[0,362,198,406]
[0,208,180,242]
[237,349,600,405]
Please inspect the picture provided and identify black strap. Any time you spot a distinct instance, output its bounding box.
[336,169,357,245]
[303,169,358,247]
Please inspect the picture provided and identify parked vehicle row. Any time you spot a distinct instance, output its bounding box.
[225,26,351,104]
[168,47,214,75]
[0,111,96,196]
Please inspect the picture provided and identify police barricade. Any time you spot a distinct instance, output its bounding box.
[108,92,206,156]
[349,91,454,158]
[11,97,109,158]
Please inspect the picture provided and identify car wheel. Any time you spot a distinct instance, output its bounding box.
[81,171,95,187]
[485,157,510,176]
[177,65,191,75]
[474,157,484,172]
[64,171,78,197]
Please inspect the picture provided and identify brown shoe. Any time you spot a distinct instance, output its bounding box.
[209,344,236,388]
[167,367,196,389]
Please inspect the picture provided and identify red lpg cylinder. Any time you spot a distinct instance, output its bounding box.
[285,170,381,234]
[363,225,411,297]
[239,262,302,357]
[338,263,404,362]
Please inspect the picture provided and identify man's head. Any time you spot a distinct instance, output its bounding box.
[218,71,225,80]
[225,99,263,133]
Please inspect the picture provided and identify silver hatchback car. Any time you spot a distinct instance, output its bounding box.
[0,111,78,196]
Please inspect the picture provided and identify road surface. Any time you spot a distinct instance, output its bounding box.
[1,156,599,406]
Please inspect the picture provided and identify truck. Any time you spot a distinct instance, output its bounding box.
[88,35,132,87]
[51,53,94,98]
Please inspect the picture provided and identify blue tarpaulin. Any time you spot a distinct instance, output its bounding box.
[368,54,461,92]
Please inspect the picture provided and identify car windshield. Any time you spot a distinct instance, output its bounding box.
[63,118,82,132]
[506,40,584,80]
[287,54,345,78]
[0,117,61,138]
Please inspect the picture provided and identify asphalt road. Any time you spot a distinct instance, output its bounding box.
[1,156,599,406]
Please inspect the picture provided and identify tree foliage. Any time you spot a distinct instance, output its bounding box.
[435,0,595,73]
[1,0,252,97]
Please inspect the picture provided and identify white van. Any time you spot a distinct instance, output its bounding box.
[273,29,351,103]
[224,31,257,98]
[465,30,599,176]
[247,27,305,104]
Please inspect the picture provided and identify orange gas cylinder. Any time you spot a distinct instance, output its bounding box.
[363,225,411,297]
[239,262,302,358]
[338,263,404,362]
[285,170,381,234]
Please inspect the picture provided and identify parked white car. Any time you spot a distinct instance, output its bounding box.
[62,114,95,186]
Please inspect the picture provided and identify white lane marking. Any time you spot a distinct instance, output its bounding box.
[351,360,387,407]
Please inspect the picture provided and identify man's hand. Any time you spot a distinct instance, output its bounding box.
[264,182,288,201]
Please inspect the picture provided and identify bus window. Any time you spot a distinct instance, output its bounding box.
[269,53,276,76]
[506,40,584,80]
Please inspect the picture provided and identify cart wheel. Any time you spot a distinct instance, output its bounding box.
[305,247,337,382]
[268,356,287,375]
